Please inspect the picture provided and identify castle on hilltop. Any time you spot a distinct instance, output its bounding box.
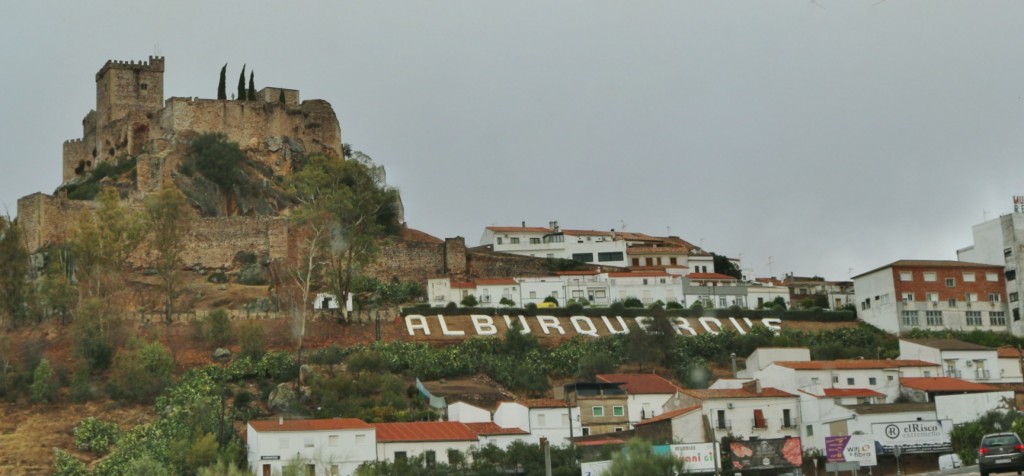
[19,56,344,266]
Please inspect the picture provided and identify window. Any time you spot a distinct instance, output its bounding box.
[926,292,939,302]
[966,311,983,326]
[902,292,914,303]
[330,465,340,476]
[926,310,943,326]
[924,370,932,377]
[304,437,314,448]
[530,237,541,244]
[425,450,436,468]
[1007,269,1017,281]
[716,410,727,430]
[614,427,624,432]
[329,435,340,447]
[595,290,607,298]
[592,406,605,417]
[966,293,978,303]
[1007,248,1015,257]
[991,311,1008,326]
[990,293,1002,303]
[395,452,407,462]
[537,414,546,426]
[582,427,591,436]
[613,406,625,417]
[306,465,315,476]
[948,298,957,308]
[811,377,820,384]
[561,414,570,426]
[598,252,624,262]
[945,278,955,288]
[355,434,366,444]
[832,375,839,384]
[1012,292,1020,303]
[753,409,767,429]
[806,425,814,436]
[572,253,594,262]
[869,377,877,385]
[846,377,855,385]
[496,237,502,245]
[529,291,537,299]
[719,297,727,307]
[924,272,937,282]
[901,311,919,326]
[510,237,520,244]
[964,272,976,282]
[988,272,1000,282]
[783,409,793,428]
[899,271,913,281]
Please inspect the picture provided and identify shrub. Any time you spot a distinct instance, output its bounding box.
[666,301,684,309]
[445,302,458,312]
[347,350,387,374]
[623,297,643,308]
[75,417,122,454]
[543,296,558,305]
[206,309,233,347]
[609,301,625,311]
[567,303,584,314]
[30,359,58,403]
[525,302,538,311]
[53,449,88,476]
[238,321,267,360]
[460,294,478,307]
[107,341,174,403]
[69,362,94,403]
[307,345,346,365]
[186,133,245,191]
[499,297,515,307]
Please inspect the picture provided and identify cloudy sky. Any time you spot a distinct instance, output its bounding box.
[3,1,1024,280]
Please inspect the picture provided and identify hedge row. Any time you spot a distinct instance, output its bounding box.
[400,305,856,322]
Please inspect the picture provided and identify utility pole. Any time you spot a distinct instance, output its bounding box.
[541,437,552,476]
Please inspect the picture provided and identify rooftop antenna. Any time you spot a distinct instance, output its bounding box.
[153,42,162,56]
[767,256,774,278]
[666,226,671,236]
[619,220,627,231]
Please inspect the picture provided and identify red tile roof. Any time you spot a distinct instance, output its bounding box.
[475,278,518,286]
[464,422,530,436]
[249,418,372,432]
[853,260,1003,279]
[487,226,552,233]
[627,246,691,255]
[633,405,701,427]
[562,229,613,236]
[998,347,1023,358]
[596,374,681,395]
[373,422,478,442]
[900,377,1002,392]
[451,281,476,289]
[902,339,994,351]
[688,273,738,280]
[576,438,626,446]
[609,271,671,278]
[822,388,886,398]
[774,359,938,370]
[679,388,796,399]
[499,399,571,409]
[400,227,444,244]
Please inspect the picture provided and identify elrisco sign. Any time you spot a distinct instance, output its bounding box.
[404,314,783,338]
[871,420,951,447]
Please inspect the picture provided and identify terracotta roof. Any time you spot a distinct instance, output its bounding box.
[852,260,1003,279]
[688,272,738,280]
[464,422,530,436]
[249,418,372,433]
[609,271,671,278]
[615,232,661,242]
[576,438,626,446]
[486,226,552,233]
[679,388,796,399]
[451,281,476,289]
[773,359,938,370]
[596,374,680,395]
[755,278,786,286]
[998,347,1023,358]
[902,339,994,351]
[499,399,571,409]
[475,278,518,286]
[822,388,886,398]
[900,377,1001,392]
[633,405,701,427]
[373,422,478,442]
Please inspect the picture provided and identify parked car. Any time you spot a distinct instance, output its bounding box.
[978,432,1024,476]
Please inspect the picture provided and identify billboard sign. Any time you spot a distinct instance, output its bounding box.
[669,443,719,473]
[728,437,803,470]
[826,435,877,466]
[871,420,950,447]
[581,460,612,476]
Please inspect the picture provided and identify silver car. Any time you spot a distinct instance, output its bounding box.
[978,432,1024,476]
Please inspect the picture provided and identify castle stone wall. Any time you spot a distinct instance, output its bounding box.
[17,193,96,252]
[175,216,290,267]
[364,239,447,283]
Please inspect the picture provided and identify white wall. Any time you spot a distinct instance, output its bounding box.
[998,356,1024,383]
[853,268,899,333]
[448,402,491,423]
[741,348,810,376]
[246,426,376,476]
[376,441,477,465]
[935,391,1015,424]
[670,411,707,443]
[627,393,674,427]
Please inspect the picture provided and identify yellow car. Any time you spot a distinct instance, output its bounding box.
[537,302,558,309]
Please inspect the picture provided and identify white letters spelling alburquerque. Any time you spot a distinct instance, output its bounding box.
[404,314,782,338]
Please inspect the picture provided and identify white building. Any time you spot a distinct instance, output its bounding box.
[631,404,705,443]
[898,338,1000,383]
[664,382,800,443]
[246,418,376,476]
[372,421,479,466]
[464,422,531,449]
[493,399,582,445]
[957,208,1024,324]
[607,271,684,306]
[480,223,628,267]
[747,279,792,309]
[595,373,681,427]
[447,401,492,423]
[997,346,1024,383]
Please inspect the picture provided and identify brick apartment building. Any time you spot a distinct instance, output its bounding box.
[853,260,1013,335]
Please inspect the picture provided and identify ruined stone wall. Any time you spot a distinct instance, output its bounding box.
[62,139,88,182]
[16,193,96,252]
[364,239,447,283]
[175,216,290,267]
[465,249,555,279]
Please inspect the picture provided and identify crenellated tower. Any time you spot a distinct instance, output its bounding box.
[95,56,165,125]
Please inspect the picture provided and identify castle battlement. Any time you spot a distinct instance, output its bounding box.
[63,138,83,144]
[95,55,165,81]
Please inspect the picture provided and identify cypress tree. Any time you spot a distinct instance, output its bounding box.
[237,65,246,101]
[247,71,256,101]
[217,63,227,100]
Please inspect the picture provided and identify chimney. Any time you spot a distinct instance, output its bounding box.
[522,221,526,228]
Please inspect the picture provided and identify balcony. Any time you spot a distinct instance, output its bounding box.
[975,368,991,380]
[945,369,961,379]
[715,420,732,431]
[752,419,768,430]
[780,418,799,429]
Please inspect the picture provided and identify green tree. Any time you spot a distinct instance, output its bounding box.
[107,341,175,403]
[198,457,249,476]
[127,455,172,476]
[238,321,266,360]
[287,154,401,321]
[145,186,193,324]
[75,417,123,454]
[247,71,256,100]
[606,438,684,476]
[40,247,77,324]
[72,298,120,372]
[71,187,146,301]
[577,350,617,381]
[187,133,246,200]
[0,217,31,327]
[711,253,743,279]
[461,294,478,307]
[217,63,227,100]
[237,64,246,100]
[206,309,233,347]
[30,358,57,403]
[53,449,88,476]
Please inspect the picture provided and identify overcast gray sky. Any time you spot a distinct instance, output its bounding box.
[3,1,1023,281]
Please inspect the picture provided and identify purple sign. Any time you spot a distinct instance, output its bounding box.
[826,436,852,463]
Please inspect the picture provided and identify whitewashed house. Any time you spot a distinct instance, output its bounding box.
[517,277,569,307]
[447,401,492,423]
[632,404,705,443]
[606,271,683,306]
[372,422,479,466]
[663,381,800,443]
[558,270,612,306]
[899,338,999,383]
[997,346,1024,383]
[246,418,376,476]
[464,422,531,450]
[479,223,628,267]
[493,399,582,446]
[747,279,792,309]
[595,373,681,427]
